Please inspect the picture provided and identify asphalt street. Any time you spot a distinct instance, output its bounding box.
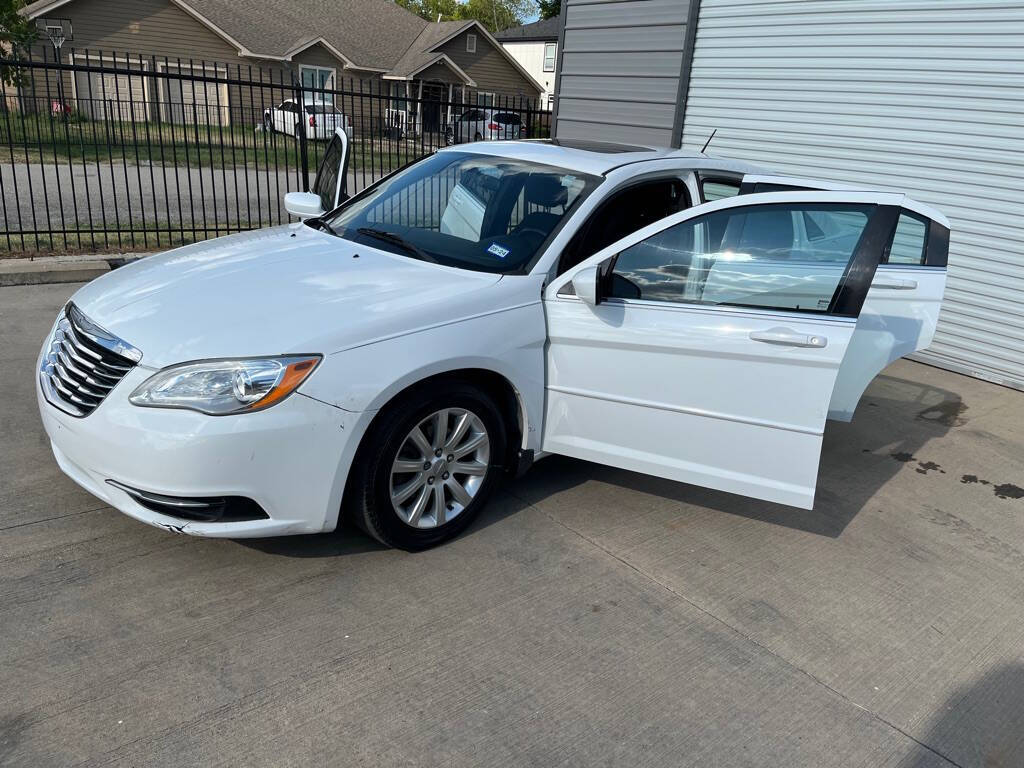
[2,281,1024,767]
[0,162,369,249]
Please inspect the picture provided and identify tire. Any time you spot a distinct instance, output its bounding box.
[263,113,273,132]
[294,122,302,140]
[345,381,507,551]
[474,131,482,142]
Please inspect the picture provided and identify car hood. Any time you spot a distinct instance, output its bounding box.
[70,225,503,368]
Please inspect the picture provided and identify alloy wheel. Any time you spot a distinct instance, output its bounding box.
[389,408,490,529]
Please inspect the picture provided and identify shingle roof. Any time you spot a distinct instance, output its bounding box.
[495,15,562,42]
[179,0,430,71]
[22,0,543,90]
[386,21,474,79]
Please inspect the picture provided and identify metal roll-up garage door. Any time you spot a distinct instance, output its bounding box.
[680,0,1024,390]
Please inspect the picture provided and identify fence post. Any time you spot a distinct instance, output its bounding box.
[293,77,310,192]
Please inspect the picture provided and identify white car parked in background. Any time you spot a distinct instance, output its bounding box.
[263,98,353,140]
[37,133,949,550]
[446,108,523,144]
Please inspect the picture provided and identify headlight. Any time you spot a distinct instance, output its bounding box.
[129,355,321,415]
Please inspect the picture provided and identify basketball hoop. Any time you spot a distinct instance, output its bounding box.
[36,18,73,53]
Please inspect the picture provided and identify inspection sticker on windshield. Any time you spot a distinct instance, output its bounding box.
[487,243,510,259]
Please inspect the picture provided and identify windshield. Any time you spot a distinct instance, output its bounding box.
[322,151,601,273]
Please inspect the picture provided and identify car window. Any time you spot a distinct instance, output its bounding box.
[493,113,521,126]
[558,178,691,275]
[702,179,741,202]
[324,151,601,273]
[280,101,293,112]
[608,203,875,314]
[312,136,345,212]
[306,104,341,114]
[885,211,928,265]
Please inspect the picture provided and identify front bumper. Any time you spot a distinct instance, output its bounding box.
[37,362,365,537]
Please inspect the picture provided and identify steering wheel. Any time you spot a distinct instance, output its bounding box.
[512,222,549,240]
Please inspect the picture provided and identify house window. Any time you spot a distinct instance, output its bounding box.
[299,65,336,103]
[466,33,477,53]
[543,42,556,72]
[474,91,494,106]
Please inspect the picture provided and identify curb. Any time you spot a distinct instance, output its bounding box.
[0,254,148,287]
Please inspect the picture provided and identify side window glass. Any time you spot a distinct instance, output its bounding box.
[701,179,740,202]
[885,212,928,265]
[609,203,874,314]
[313,138,343,212]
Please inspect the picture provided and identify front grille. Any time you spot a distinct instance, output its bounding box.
[40,303,142,417]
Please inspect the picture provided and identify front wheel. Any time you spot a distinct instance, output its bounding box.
[346,382,507,550]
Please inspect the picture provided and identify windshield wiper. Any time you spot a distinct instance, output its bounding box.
[357,227,438,264]
[306,217,340,237]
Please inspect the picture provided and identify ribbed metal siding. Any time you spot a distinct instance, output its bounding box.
[681,0,1024,390]
[554,0,691,146]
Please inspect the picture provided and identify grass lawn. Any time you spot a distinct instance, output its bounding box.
[0,113,439,174]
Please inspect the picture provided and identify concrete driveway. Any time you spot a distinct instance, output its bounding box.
[3,282,1024,767]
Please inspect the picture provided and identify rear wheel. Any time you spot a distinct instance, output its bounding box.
[474,131,482,142]
[346,382,507,550]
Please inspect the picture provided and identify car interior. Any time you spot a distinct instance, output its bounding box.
[557,177,691,275]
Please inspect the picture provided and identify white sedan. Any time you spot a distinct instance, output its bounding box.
[37,134,949,550]
[263,98,352,140]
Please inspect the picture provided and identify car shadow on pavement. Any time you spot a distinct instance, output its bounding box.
[898,663,1024,768]
[236,490,532,558]
[510,373,962,539]
[237,372,961,556]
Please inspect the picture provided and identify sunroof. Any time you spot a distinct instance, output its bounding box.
[528,139,656,154]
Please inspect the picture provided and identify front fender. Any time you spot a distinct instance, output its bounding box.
[299,299,547,453]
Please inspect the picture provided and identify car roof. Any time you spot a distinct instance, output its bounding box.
[438,139,766,177]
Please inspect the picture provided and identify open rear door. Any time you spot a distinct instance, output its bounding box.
[740,174,950,420]
[543,190,930,509]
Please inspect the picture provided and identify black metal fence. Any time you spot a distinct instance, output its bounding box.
[0,48,552,254]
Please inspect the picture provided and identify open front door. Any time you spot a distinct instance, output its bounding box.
[284,127,350,219]
[542,190,912,510]
[739,174,950,420]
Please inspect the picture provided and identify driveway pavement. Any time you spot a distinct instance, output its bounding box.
[3,282,1024,767]
[0,163,371,250]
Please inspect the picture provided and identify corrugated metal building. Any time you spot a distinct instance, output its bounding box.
[554,0,1024,390]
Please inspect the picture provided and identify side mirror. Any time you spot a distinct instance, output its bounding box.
[572,265,601,306]
[284,191,325,220]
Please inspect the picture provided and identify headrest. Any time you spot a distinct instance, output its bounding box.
[525,174,568,208]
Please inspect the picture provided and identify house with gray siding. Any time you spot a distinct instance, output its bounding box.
[18,0,543,132]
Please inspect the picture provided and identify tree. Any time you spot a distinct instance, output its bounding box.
[536,0,560,20]
[1,0,36,86]
[456,0,535,33]
[394,0,461,23]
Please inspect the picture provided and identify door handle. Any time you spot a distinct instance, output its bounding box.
[749,327,828,348]
[873,278,918,290]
